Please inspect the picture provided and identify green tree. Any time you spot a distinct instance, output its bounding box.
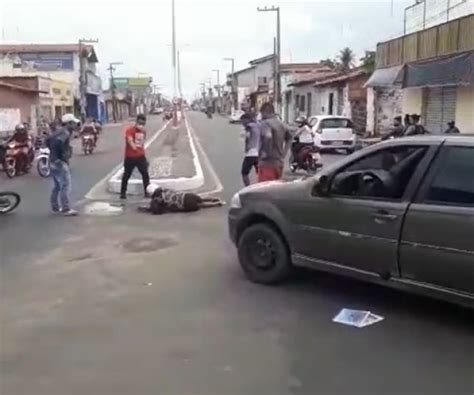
[320,58,338,70]
[360,51,376,73]
[338,47,355,72]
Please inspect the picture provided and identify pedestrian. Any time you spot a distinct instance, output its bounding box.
[258,102,294,182]
[382,116,404,140]
[240,112,260,186]
[404,114,427,136]
[444,121,460,134]
[120,114,150,200]
[47,113,78,216]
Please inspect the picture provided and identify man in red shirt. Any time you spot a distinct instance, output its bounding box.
[120,114,150,199]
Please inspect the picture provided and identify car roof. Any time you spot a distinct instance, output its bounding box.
[391,135,474,146]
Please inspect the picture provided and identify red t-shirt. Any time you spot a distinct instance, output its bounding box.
[124,126,146,158]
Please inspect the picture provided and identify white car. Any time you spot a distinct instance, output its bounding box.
[229,110,245,123]
[308,115,358,154]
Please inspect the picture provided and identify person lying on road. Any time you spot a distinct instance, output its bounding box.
[138,186,224,215]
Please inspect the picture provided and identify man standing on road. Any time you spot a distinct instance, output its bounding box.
[47,113,78,216]
[120,114,150,200]
[240,112,260,186]
[258,102,294,182]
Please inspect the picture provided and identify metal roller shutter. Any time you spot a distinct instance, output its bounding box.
[424,87,457,134]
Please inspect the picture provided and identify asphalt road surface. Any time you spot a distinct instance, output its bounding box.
[0,112,472,395]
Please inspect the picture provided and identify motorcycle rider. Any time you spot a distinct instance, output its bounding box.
[404,114,428,136]
[382,116,404,140]
[80,118,98,146]
[291,116,315,169]
[5,123,34,172]
[46,113,79,216]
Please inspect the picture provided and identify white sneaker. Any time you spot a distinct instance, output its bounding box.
[62,209,78,216]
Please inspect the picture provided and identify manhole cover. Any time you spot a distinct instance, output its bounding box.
[122,237,178,253]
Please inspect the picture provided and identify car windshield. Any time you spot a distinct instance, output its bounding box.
[320,118,353,128]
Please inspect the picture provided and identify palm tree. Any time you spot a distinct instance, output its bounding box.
[338,47,355,72]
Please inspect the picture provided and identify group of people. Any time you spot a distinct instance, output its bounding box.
[386,113,461,139]
[239,102,296,187]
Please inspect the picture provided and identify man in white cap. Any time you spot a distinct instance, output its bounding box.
[46,113,79,216]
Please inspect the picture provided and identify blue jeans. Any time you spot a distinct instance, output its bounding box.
[50,161,72,212]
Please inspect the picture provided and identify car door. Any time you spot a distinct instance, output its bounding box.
[291,144,433,278]
[399,145,474,295]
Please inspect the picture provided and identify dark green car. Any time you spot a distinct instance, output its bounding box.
[229,136,474,308]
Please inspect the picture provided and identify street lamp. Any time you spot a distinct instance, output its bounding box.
[257,5,281,111]
[108,61,123,123]
[223,57,237,111]
[212,69,221,113]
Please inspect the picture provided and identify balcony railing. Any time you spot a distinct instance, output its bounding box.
[376,13,474,68]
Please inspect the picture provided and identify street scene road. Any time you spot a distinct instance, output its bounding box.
[1,0,474,394]
[1,112,473,395]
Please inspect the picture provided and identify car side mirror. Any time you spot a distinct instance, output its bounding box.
[314,175,330,197]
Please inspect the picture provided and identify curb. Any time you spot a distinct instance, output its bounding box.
[107,117,204,195]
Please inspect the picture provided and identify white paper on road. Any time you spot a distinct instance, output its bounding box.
[83,202,123,216]
[333,308,384,328]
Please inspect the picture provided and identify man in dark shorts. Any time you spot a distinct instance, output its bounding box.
[139,186,224,215]
[240,112,260,186]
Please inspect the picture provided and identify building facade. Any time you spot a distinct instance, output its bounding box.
[367,13,474,134]
[0,44,103,121]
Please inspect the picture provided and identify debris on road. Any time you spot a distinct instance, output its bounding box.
[333,308,384,328]
[83,202,124,216]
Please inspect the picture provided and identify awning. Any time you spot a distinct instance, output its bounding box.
[403,51,474,88]
[364,65,404,88]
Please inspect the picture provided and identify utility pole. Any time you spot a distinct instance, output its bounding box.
[212,69,221,113]
[177,49,182,97]
[257,5,281,113]
[107,62,123,123]
[223,57,236,111]
[78,38,98,120]
[171,0,177,98]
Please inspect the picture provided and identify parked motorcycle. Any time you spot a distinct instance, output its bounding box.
[82,134,95,155]
[289,145,322,173]
[0,191,21,214]
[3,142,33,178]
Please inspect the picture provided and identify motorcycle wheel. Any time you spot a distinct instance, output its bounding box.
[37,157,50,177]
[0,192,20,214]
[4,159,16,178]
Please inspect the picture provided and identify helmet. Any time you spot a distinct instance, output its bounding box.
[61,113,80,124]
[296,116,307,126]
[15,123,26,132]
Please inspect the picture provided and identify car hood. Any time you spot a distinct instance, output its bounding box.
[240,177,311,201]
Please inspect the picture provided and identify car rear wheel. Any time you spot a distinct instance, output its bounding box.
[237,223,292,284]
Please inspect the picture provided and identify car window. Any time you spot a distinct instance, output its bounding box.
[424,147,474,206]
[320,118,353,129]
[330,146,427,200]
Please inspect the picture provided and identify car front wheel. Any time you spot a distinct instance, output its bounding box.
[237,223,292,284]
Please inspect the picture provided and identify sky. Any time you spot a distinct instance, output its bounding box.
[0,0,414,99]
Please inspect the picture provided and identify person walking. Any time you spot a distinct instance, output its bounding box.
[47,113,78,216]
[120,114,150,200]
[444,121,460,134]
[258,102,294,182]
[240,112,260,186]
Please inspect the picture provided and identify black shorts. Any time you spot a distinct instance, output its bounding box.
[241,156,258,176]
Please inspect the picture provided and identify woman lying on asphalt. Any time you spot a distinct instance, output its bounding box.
[138,185,224,215]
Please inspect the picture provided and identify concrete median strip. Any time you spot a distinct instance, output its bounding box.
[107,117,204,195]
